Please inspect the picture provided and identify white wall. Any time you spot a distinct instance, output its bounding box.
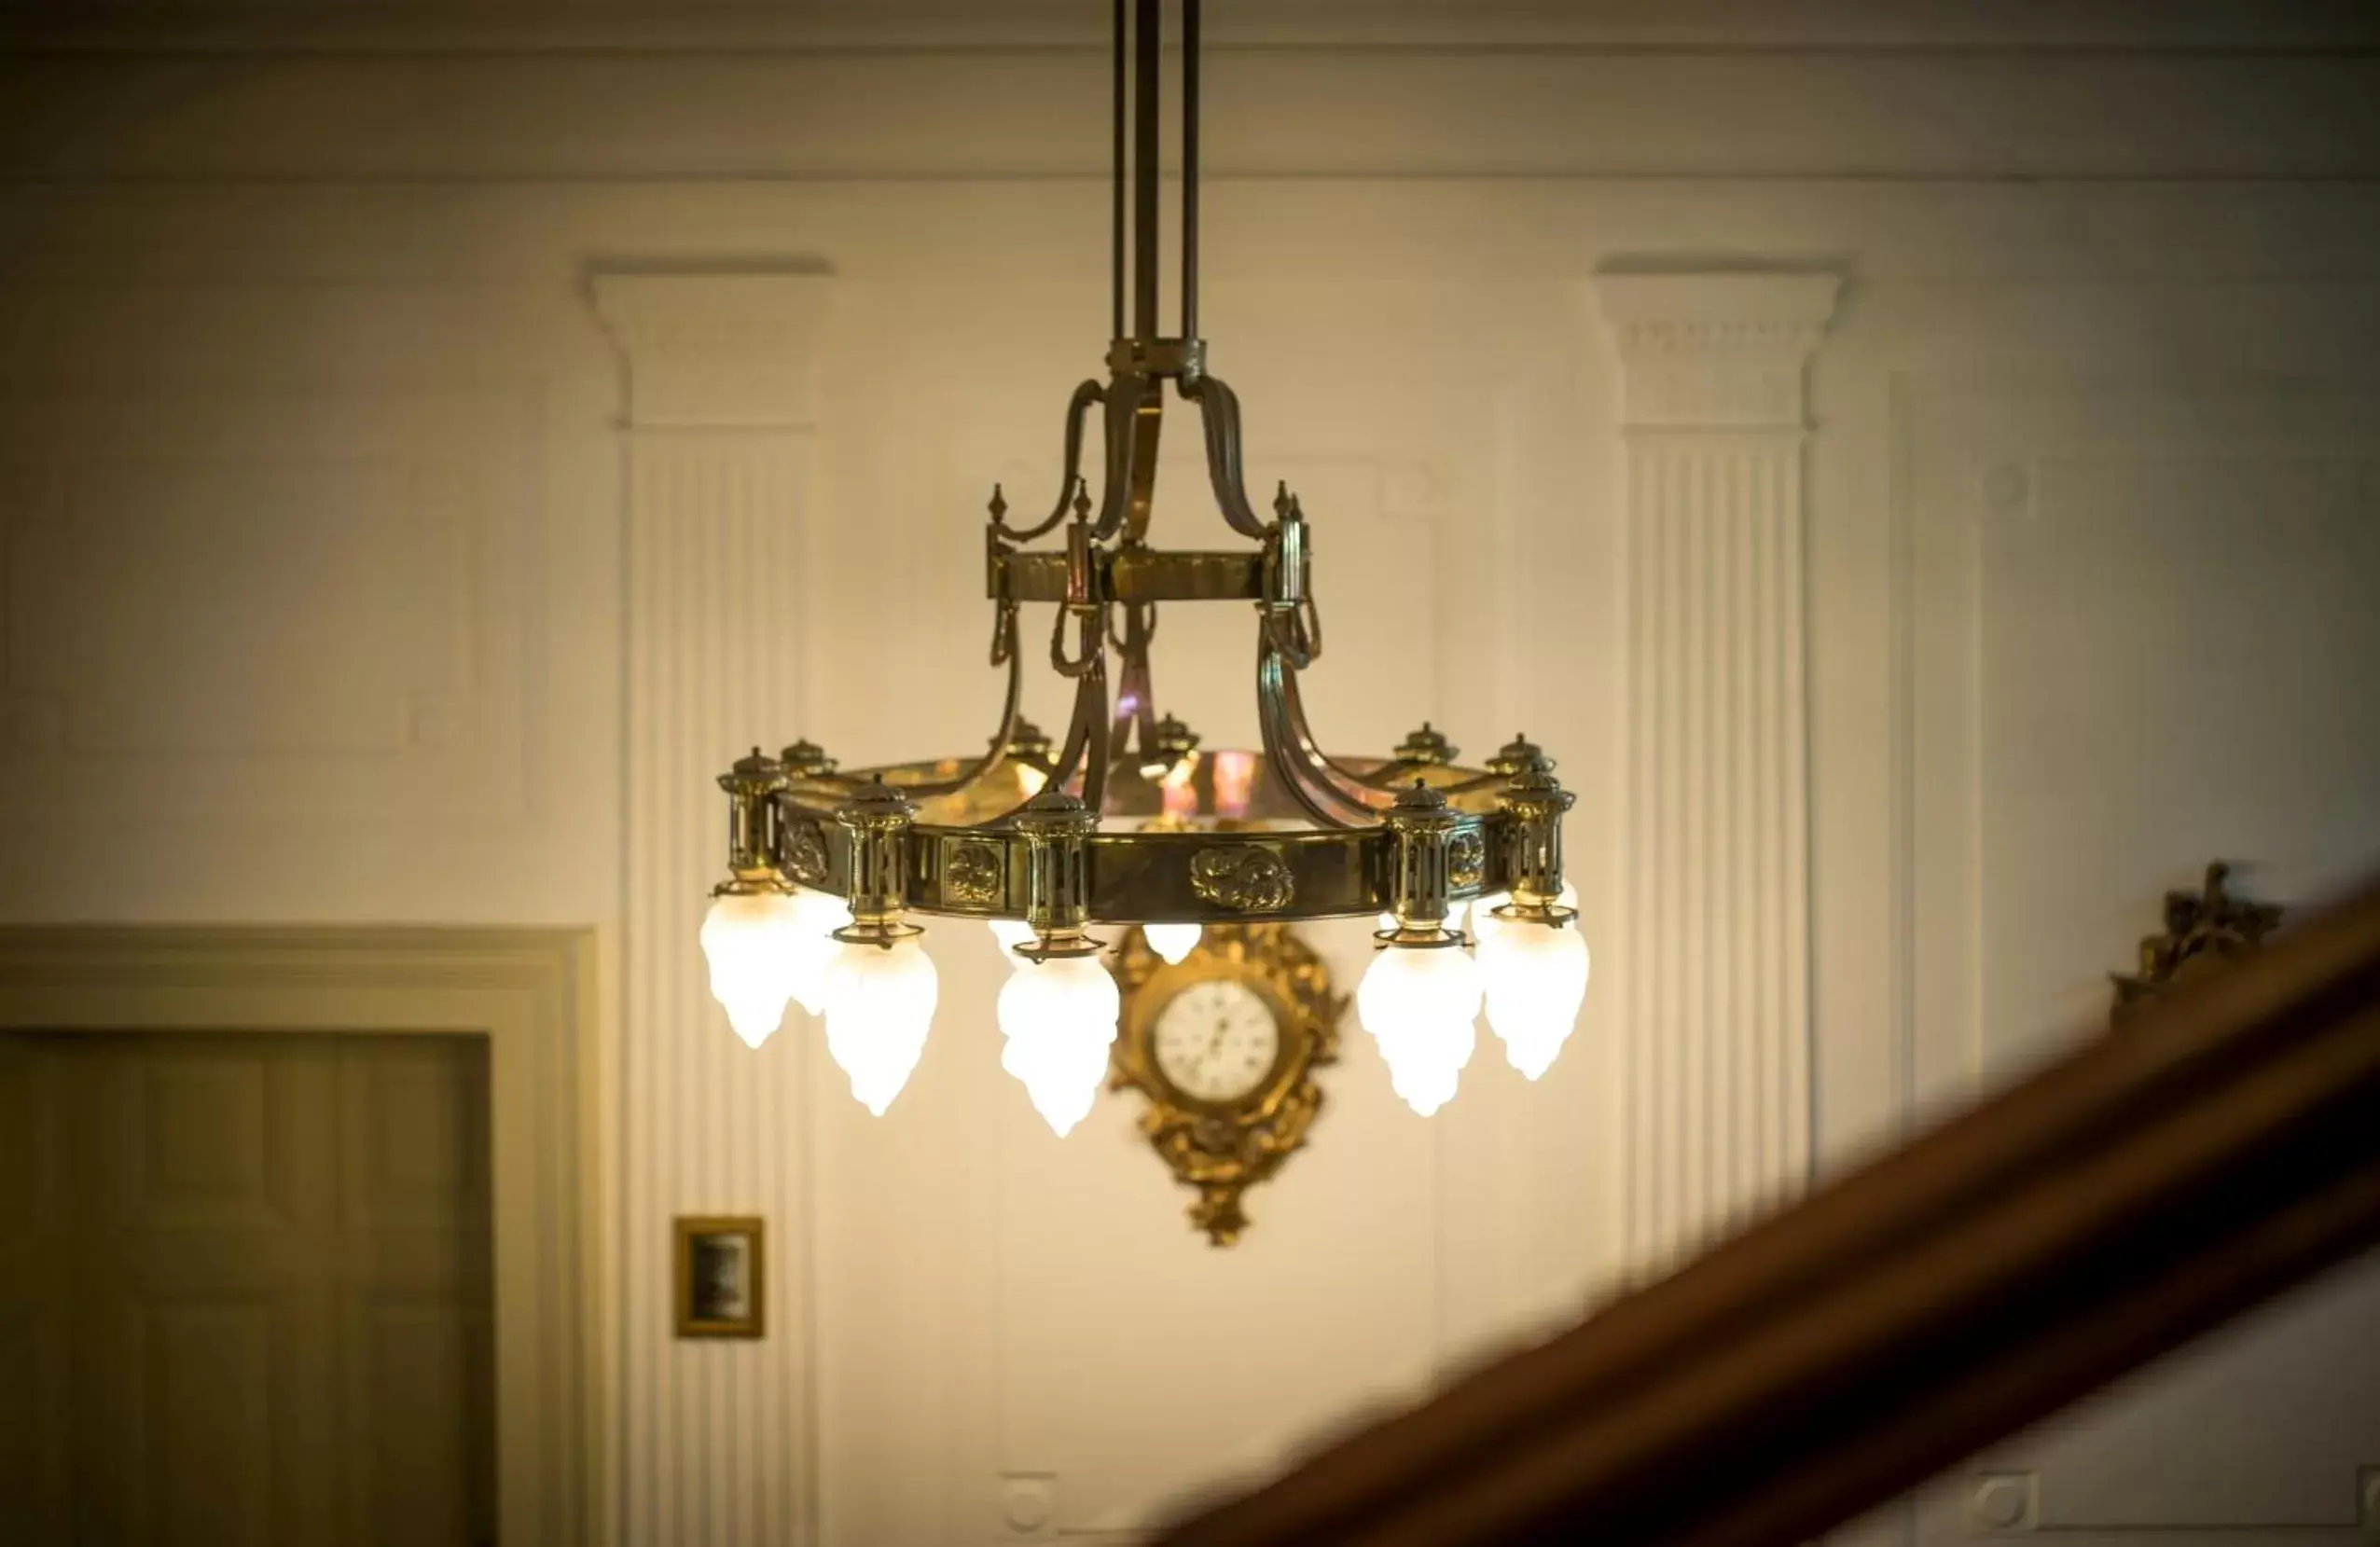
[3,3,2377,1542]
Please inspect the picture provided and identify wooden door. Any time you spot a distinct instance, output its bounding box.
[0,1031,495,1547]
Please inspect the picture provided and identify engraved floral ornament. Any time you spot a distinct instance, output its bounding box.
[1189,847,1295,913]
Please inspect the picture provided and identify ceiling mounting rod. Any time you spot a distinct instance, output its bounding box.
[1113,0,1200,349]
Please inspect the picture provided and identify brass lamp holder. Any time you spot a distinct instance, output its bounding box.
[709,0,1575,946]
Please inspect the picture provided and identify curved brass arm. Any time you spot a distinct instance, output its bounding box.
[892,603,1026,800]
[1272,645,1397,815]
[1256,634,1377,830]
[1093,373,1164,542]
[991,380,1106,544]
[1183,373,1276,541]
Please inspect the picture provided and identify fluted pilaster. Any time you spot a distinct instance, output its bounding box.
[1595,272,1836,1267]
[595,270,833,1547]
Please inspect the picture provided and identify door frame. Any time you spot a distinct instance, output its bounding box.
[0,926,604,1546]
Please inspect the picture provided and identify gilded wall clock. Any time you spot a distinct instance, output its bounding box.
[1109,922,1347,1246]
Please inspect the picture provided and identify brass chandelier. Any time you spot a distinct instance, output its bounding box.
[700,0,1587,1132]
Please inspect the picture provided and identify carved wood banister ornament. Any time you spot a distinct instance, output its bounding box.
[2110,861,2287,1023]
[1149,869,2380,1547]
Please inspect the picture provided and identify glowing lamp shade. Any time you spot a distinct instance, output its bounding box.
[996,955,1122,1137]
[1481,920,1590,1080]
[1355,945,1482,1116]
[1377,900,1470,937]
[783,887,855,1015]
[1468,882,1579,951]
[820,937,939,1115]
[1142,923,1202,965]
[987,919,1038,963]
[699,891,798,1049]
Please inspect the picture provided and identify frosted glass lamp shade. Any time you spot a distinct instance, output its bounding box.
[996,955,1122,1137]
[1355,945,1482,1116]
[987,919,1038,963]
[1377,901,1469,937]
[821,936,939,1115]
[783,887,855,1015]
[1468,882,1578,951]
[1481,920,1590,1080]
[1142,923,1202,965]
[699,891,798,1049]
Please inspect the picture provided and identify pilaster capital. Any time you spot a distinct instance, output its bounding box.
[592,269,835,429]
[1592,271,1839,431]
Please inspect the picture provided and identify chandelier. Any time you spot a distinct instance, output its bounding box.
[699,0,1587,1133]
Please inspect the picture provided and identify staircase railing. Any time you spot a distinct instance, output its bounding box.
[1150,873,2380,1547]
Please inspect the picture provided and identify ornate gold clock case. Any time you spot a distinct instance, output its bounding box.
[1110,922,1346,1246]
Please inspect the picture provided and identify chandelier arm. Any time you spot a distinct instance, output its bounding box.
[1108,601,1162,761]
[1092,373,1161,542]
[1272,644,1401,814]
[994,379,1107,544]
[1256,637,1375,830]
[983,652,1109,830]
[1053,650,1106,785]
[884,604,1026,800]
[1183,373,1276,541]
[1079,656,1114,814]
[1258,684,1368,831]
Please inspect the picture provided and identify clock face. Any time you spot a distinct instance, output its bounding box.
[1151,978,1282,1105]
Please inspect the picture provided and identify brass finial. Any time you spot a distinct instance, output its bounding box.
[719,746,787,796]
[1488,732,1553,778]
[1393,722,1458,766]
[778,739,837,779]
[999,716,1056,767]
[1153,713,1202,761]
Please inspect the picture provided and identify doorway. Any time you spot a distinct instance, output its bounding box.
[0,1030,497,1545]
[0,927,600,1546]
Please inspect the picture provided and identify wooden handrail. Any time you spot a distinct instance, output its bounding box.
[1150,873,2380,1547]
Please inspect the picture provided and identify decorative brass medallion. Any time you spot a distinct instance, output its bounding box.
[1188,846,1294,913]
[1447,828,1487,891]
[944,840,1003,906]
[1110,922,1346,1245]
[784,819,831,887]
[2110,861,2285,1022]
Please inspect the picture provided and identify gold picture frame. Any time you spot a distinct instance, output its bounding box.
[674,1216,766,1339]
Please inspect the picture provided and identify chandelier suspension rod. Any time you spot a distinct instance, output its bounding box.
[1132,0,1161,341]
[1182,0,1200,341]
[1110,0,1125,341]
[1113,0,1198,348]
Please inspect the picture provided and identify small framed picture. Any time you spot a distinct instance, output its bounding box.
[674,1216,765,1339]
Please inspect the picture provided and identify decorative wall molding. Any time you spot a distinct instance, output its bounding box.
[1595,270,1834,1267]
[592,271,834,430]
[0,384,535,822]
[1596,273,1839,431]
[596,269,833,1547]
[0,926,602,1547]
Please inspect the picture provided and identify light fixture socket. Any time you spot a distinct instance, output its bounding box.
[831,779,923,948]
[1498,765,1578,925]
[716,747,790,887]
[1379,780,1467,948]
[1012,789,1102,958]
